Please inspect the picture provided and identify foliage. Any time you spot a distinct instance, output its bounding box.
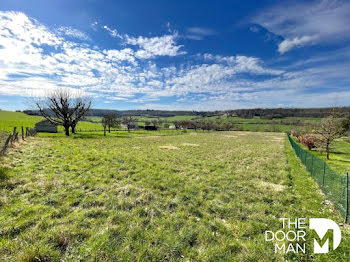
[315,113,343,159]
[102,114,120,134]
[298,134,320,150]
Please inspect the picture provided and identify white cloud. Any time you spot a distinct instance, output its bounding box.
[103,25,121,38]
[1,10,349,110]
[202,54,283,75]
[186,27,217,40]
[125,33,186,58]
[278,35,318,54]
[56,26,90,41]
[253,0,350,53]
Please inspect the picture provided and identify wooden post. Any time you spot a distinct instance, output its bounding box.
[345,173,349,223]
[21,126,24,140]
[0,134,12,155]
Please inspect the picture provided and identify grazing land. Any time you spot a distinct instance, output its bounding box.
[0,111,102,133]
[1,131,349,261]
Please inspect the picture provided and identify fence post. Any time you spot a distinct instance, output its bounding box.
[346,173,349,223]
[21,126,24,140]
[322,162,326,188]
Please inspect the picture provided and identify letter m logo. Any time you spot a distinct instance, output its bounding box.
[309,218,341,254]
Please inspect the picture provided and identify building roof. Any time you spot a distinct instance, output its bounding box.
[35,120,58,126]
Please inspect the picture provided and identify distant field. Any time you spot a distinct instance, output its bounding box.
[0,111,43,132]
[0,111,102,133]
[1,110,324,135]
[1,131,349,261]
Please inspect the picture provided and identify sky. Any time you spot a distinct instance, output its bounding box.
[0,0,350,111]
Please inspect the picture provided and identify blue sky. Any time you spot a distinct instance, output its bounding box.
[0,0,350,111]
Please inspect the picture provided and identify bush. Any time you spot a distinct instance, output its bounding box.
[298,135,320,150]
[291,128,306,138]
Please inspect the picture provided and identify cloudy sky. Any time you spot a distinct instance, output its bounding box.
[0,0,350,111]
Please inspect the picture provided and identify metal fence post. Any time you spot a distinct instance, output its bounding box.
[346,173,349,223]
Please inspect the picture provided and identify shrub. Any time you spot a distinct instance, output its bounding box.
[291,128,306,138]
[298,135,320,150]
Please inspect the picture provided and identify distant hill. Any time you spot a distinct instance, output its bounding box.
[23,109,220,118]
[226,107,350,119]
[22,106,350,119]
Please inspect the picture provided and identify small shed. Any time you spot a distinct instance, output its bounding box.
[145,125,158,131]
[35,120,58,133]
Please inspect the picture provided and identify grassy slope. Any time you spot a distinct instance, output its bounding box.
[0,111,103,133]
[0,111,43,132]
[0,132,349,261]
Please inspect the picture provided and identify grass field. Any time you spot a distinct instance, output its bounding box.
[0,111,102,133]
[0,110,322,135]
[0,111,43,133]
[1,131,349,261]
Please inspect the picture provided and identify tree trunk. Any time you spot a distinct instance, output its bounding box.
[128,126,130,133]
[64,126,70,136]
[71,124,76,134]
[108,125,111,133]
[104,126,106,136]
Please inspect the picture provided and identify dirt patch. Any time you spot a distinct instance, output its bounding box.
[222,135,237,138]
[159,145,179,150]
[182,143,200,147]
[259,181,285,192]
[271,137,284,141]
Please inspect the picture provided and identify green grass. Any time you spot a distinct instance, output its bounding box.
[291,136,350,175]
[0,110,104,133]
[1,131,349,261]
[0,110,43,132]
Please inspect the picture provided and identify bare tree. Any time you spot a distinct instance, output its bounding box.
[316,110,343,160]
[122,116,138,133]
[151,119,162,129]
[35,89,91,136]
[102,116,108,136]
[102,114,120,133]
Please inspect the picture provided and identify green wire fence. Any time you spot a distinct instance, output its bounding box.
[287,134,349,223]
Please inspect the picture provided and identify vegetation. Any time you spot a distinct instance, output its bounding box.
[35,89,91,136]
[292,136,350,175]
[24,106,350,119]
[1,132,350,260]
[0,110,43,132]
[102,114,120,135]
[314,112,343,160]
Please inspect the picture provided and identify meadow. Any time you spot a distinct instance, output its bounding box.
[1,131,350,261]
[0,111,102,133]
[0,110,320,135]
